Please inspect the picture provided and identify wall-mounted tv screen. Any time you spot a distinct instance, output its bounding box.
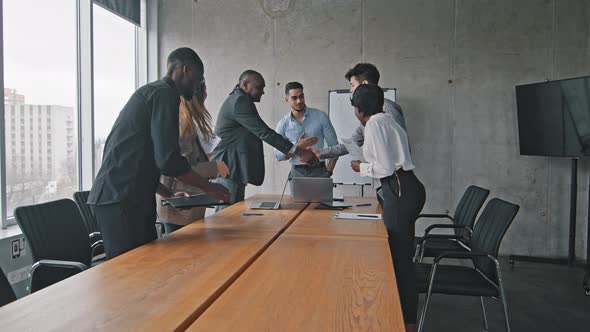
[516,76,590,157]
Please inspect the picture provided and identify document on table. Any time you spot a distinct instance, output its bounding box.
[341,138,365,161]
[334,212,382,220]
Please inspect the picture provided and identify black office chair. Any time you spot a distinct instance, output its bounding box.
[414,185,490,261]
[14,199,99,293]
[416,198,519,332]
[73,191,104,257]
[0,266,17,307]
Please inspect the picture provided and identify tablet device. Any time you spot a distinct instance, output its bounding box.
[161,193,224,209]
[316,201,352,210]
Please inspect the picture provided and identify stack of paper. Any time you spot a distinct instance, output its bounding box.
[341,138,365,161]
[334,213,382,220]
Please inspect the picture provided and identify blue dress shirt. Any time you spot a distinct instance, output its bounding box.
[275,107,339,165]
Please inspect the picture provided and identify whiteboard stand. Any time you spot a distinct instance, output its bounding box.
[333,182,372,197]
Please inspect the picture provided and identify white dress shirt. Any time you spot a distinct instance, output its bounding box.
[359,112,414,179]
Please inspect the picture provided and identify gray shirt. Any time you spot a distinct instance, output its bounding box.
[320,98,407,159]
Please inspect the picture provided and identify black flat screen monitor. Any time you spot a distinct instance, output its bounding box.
[516,76,590,157]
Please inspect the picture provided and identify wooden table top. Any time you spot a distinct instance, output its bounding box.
[191,195,307,234]
[0,195,401,332]
[187,233,404,332]
[0,195,306,332]
[285,197,388,238]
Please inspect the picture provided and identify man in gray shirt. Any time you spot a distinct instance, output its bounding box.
[317,63,408,159]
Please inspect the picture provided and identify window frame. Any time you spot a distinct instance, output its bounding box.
[0,0,150,229]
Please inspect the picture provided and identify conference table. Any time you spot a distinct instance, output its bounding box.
[0,195,404,331]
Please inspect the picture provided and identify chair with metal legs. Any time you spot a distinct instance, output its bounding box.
[14,199,97,293]
[414,185,490,261]
[416,198,519,332]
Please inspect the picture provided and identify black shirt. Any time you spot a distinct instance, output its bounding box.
[88,77,191,206]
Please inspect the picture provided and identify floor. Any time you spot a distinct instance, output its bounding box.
[417,257,590,331]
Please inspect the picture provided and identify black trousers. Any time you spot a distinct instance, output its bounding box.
[90,200,157,259]
[381,170,426,324]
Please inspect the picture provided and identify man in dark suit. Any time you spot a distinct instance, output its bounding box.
[211,70,318,206]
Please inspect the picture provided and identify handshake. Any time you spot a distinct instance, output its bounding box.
[290,134,321,166]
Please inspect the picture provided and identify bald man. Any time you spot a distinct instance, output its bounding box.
[211,70,318,207]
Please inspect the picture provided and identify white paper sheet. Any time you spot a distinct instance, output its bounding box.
[341,138,365,161]
[334,212,382,220]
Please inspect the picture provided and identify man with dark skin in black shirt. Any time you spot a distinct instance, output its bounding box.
[88,47,229,259]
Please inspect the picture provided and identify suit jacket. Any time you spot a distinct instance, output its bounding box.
[212,86,293,186]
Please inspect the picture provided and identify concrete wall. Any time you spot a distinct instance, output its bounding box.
[158,0,590,258]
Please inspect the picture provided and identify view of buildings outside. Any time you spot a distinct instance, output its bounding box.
[4,88,77,214]
[2,1,135,218]
[3,1,78,217]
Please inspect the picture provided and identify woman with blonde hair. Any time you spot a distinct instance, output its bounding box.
[157,82,229,233]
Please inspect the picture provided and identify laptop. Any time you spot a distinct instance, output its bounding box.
[291,177,333,203]
[249,176,290,210]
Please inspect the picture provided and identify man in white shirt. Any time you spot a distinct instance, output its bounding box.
[349,84,425,332]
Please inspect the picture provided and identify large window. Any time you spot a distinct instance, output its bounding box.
[0,1,146,228]
[93,3,136,172]
[3,0,78,217]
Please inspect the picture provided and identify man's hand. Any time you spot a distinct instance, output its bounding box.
[216,160,230,178]
[295,146,319,165]
[296,133,319,150]
[203,183,230,203]
[327,159,337,177]
[350,160,361,173]
[309,147,321,159]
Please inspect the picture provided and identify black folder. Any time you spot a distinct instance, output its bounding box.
[161,193,225,209]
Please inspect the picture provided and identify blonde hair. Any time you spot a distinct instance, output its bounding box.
[179,87,213,142]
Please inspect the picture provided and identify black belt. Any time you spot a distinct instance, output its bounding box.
[293,161,326,169]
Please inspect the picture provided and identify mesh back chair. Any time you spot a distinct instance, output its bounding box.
[416,198,519,332]
[73,191,104,257]
[14,199,99,293]
[0,266,17,307]
[414,185,490,261]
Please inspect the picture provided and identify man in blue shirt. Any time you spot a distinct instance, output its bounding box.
[275,82,339,177]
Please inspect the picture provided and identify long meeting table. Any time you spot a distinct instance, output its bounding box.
[0,195,404,331]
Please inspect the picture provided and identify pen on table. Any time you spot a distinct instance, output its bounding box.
[355,203,372,207]
[357,214,379,218]
[242,213,264,216]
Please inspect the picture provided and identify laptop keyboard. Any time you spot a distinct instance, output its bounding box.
[260,202,276,208]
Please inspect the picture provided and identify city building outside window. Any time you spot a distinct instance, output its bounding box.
[3,0,78,216]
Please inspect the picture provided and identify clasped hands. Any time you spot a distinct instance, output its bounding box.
[289,133,320,165]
